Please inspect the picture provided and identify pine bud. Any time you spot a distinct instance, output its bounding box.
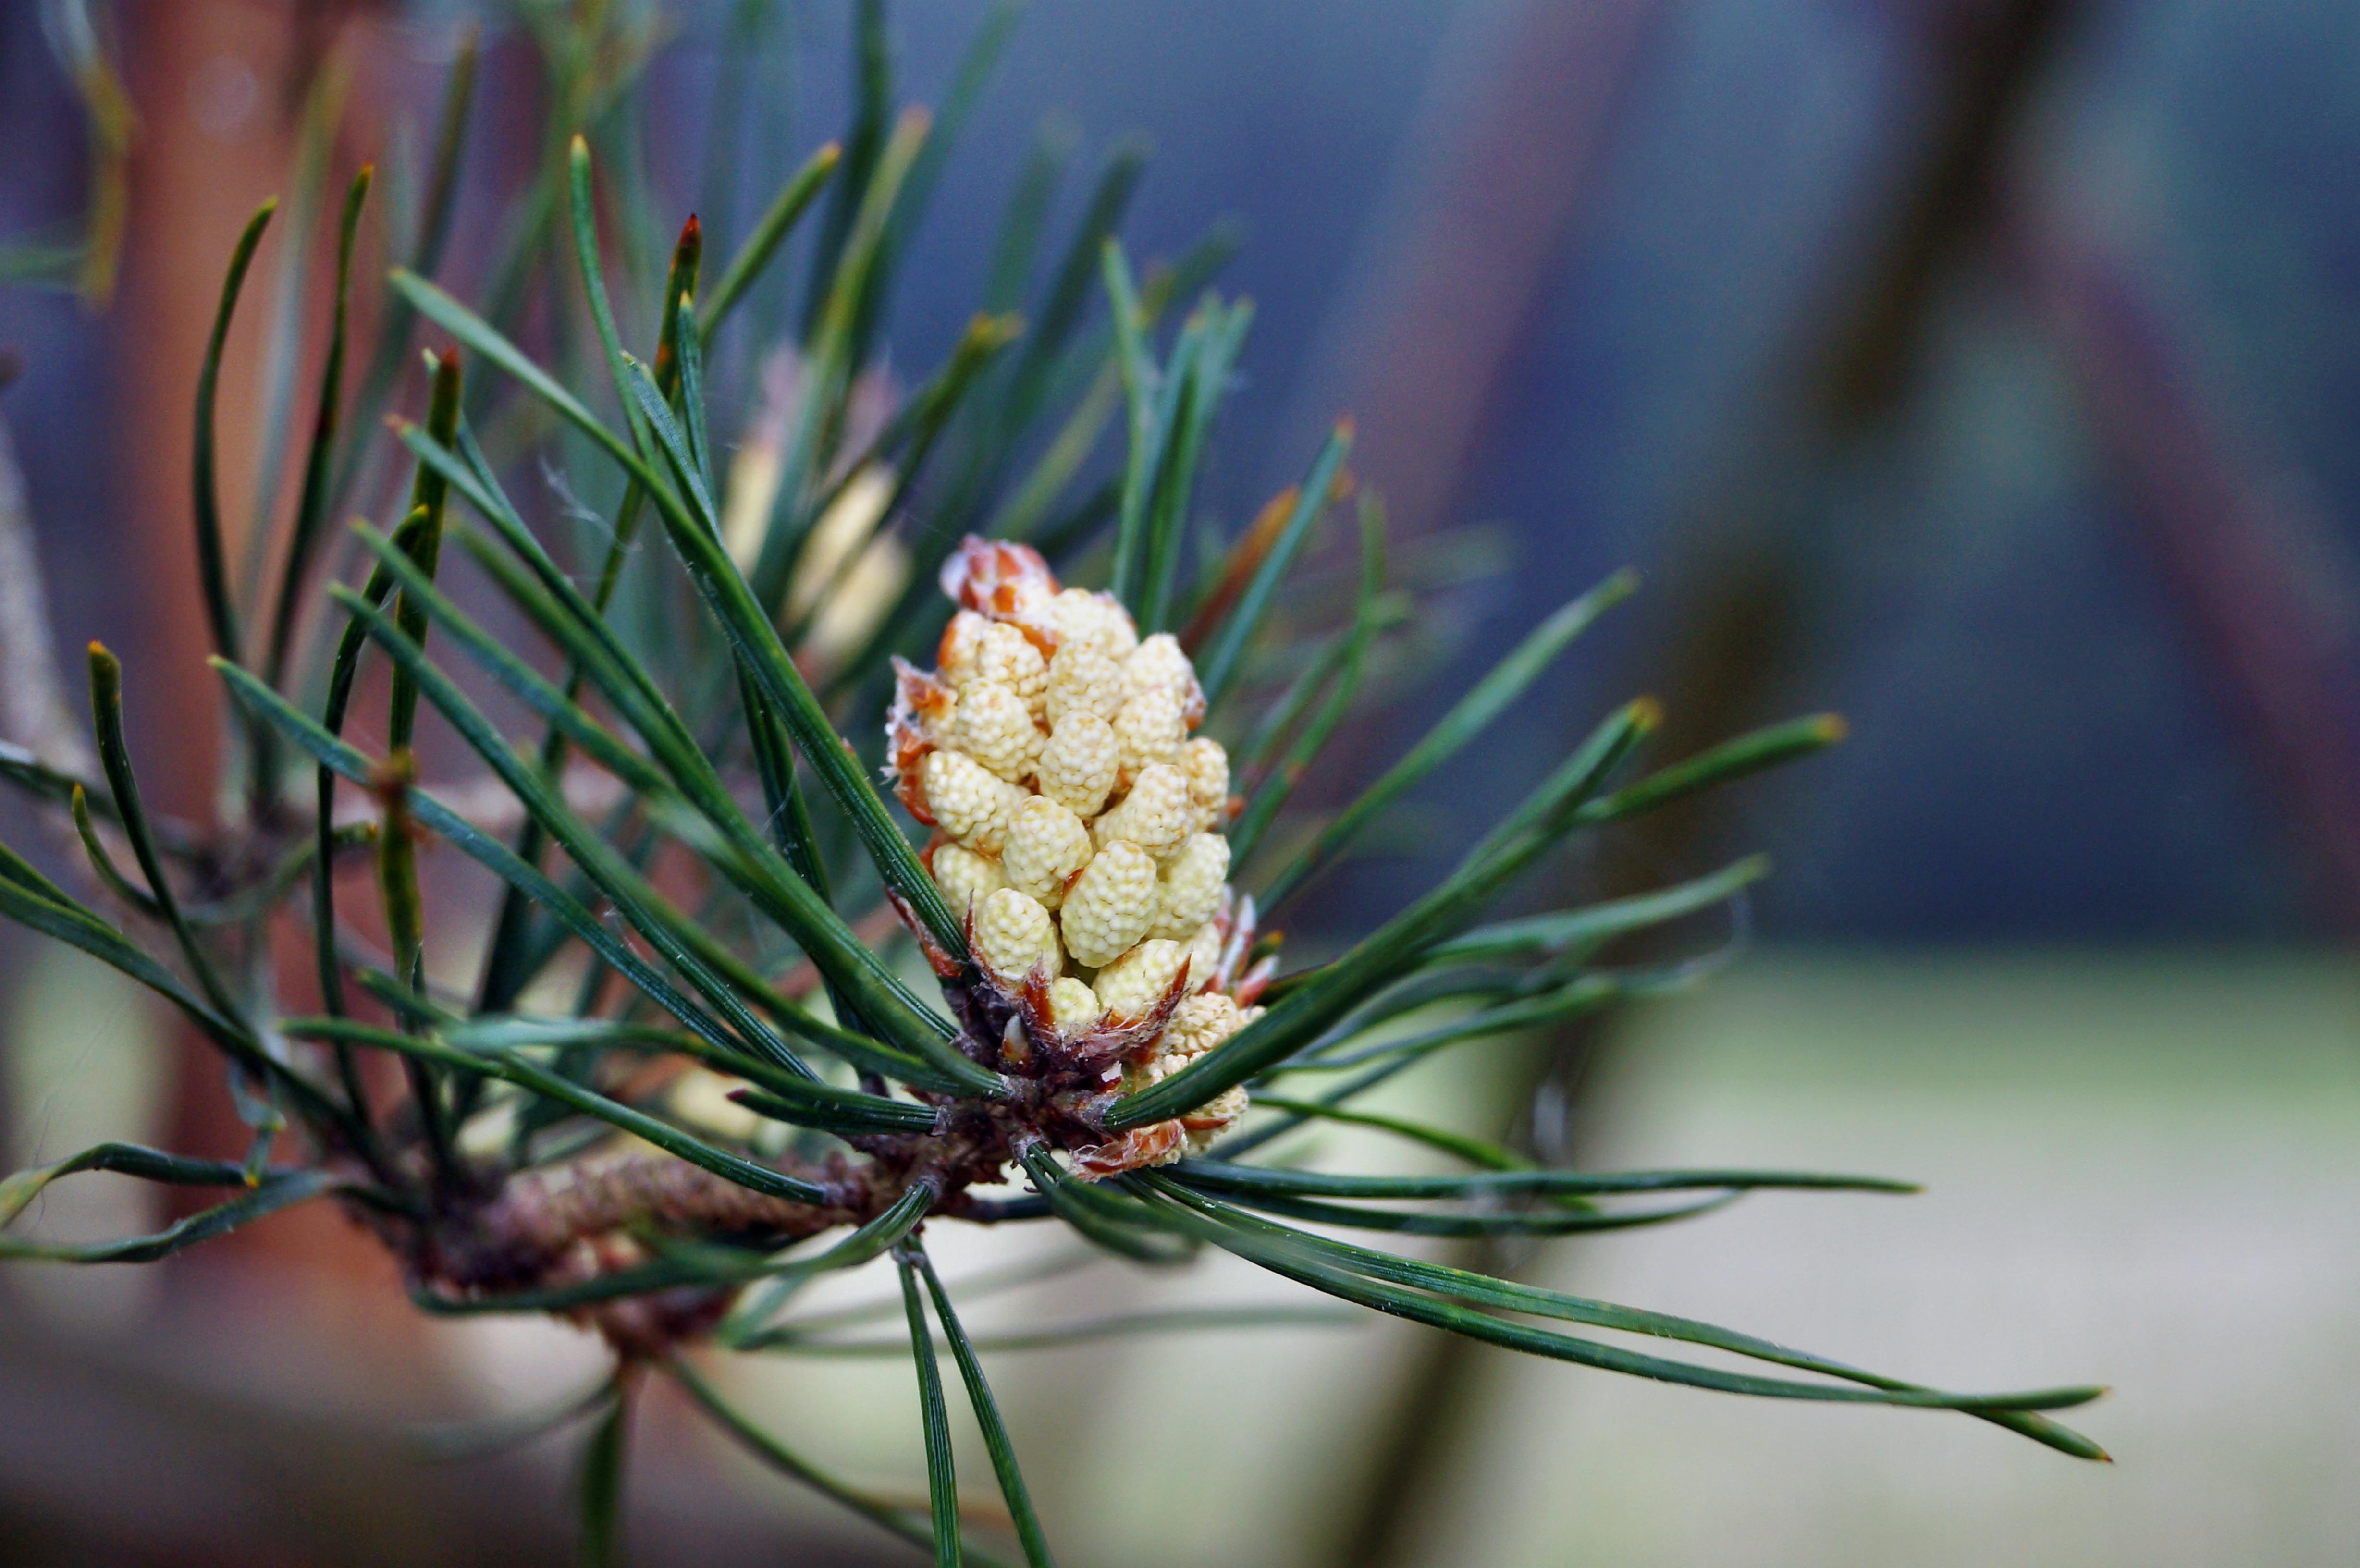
[894,540,1246,1145]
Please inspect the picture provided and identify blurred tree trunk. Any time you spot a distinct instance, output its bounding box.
[112,0,415,1314]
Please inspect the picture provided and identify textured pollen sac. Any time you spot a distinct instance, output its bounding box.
[1045,638,1127,728]
[1046,977,1104,1034]
[920,749,1026,853]
[1060,839,1160,968]
[1039,586,1138,657]
[962,623,1049,719]
[1110,684,1189,777]
[1162,991,1243,1063]
[1149,995,1266,1084]
[1094,938,1188,1021]
[947,681,1044,782]
[1037,712,1120,817]
[974,888,1062,982]
[890,535,1252,1172]
[1180,737,1229,830]
[930,842,1005,918]
[937,610,991,686]
[1124,632,1204,714]
[1183,920,1225,992]
[1151,833,1230,940]
[1001,796,1093,907]
[1180,1086,1252,1152]
[1093,763,1193,860]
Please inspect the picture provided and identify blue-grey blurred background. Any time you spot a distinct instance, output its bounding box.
[2,1,2357,1564]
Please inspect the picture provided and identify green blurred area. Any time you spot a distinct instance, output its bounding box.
[1389,951,2360,1567]
[11,947,2350,1564]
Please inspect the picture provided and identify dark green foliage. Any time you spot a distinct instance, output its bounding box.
[575,1378,630,1568]
[668,1354,1020,1567]
[265,163,374,690]
[1194,419,1354,709]
[913,1242,1058,1568]
[1255,565,1642,908]
[192,198,275,667]
[1227,491,1386,863]
[899,1247,966,1568]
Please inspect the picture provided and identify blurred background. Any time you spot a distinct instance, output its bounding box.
[3,0,2358,1562]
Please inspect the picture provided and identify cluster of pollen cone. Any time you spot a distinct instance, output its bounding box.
[888,539,1265,1171]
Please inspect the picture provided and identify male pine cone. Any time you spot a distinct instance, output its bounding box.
[887,539,1258,1172]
